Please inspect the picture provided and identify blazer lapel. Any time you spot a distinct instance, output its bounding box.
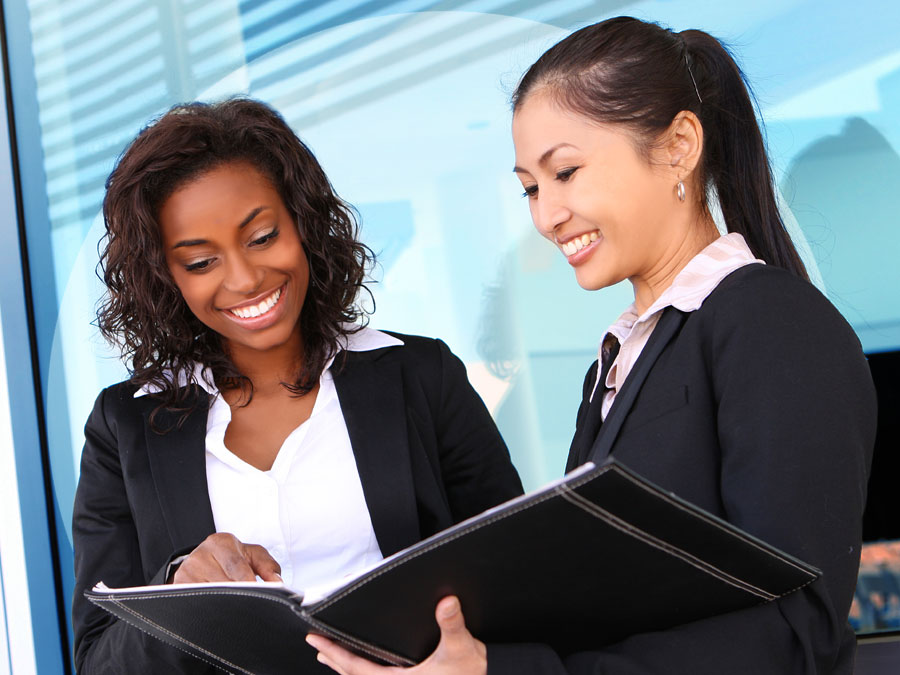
[143,387,217,551]
[566,340,621,473]
[333,351,420,557]
[586,307,687,465]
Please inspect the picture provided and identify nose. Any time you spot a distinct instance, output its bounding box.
[222,251,263,295]
[531,189,570,238]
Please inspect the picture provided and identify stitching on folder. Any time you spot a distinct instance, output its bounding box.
[102,597,251,674]
[312,464,677,610]
[557,485,776,601]
[313,463,814,615]
[616,467,815,578]
[300,613,416,667]
[312,473,573,611]
[311,464,697,610]
[96,589,410,667]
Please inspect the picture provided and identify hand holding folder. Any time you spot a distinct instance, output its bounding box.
[87,459,820,675]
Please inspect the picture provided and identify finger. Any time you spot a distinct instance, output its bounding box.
[209,537,257,581]
[306,635,396,675]
[171,562,198,584]
[434,596,466,636]
[173,533,250,583]
[244,543,283,582]
[431,596,486,664]
[316,652,350,675]
[172,546,224,583]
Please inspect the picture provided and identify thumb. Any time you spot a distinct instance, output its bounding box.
[435,596,467,638]
[245,544,283,582]
[430,596,487,672]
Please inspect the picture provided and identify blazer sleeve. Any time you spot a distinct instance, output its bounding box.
[431,338,524,521]
[486,272,877,675]
[72,387,217,674]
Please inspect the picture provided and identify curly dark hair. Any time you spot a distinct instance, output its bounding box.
[97,98,373,419]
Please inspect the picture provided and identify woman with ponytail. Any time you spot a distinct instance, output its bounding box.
[310,16,876,675]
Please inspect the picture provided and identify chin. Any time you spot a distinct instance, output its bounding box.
[573,270,613,292]
[216,320,298,354]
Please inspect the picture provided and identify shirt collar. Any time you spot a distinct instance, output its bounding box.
[134,326,403,398]
[604,232,764,344]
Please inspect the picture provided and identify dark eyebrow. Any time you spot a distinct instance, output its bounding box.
[171,206,268,249]
[513,143,577,173]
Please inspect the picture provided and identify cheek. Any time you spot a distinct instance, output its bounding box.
[278,227,309,269]
[168,269,214,318]
[178,288,205,316]
[281,248,309,286]
[290,238,310,279]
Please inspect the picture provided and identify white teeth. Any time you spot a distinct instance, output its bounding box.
[229,286,282,319]
[561,231,600,256]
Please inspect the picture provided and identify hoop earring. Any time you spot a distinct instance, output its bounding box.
[676,181,686,202]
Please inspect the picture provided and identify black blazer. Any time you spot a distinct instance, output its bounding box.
[488,265,877,675]
[72,334,523,674]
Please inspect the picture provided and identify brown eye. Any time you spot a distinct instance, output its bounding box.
[185,259,213,272]
[250,229,279,246]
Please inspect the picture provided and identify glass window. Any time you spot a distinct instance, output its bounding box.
[4,2,898,666]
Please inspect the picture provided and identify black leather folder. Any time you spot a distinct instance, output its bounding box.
[86,459,820,674]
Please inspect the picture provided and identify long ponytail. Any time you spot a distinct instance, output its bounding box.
[513,17,808,280]
[681,30,807,279]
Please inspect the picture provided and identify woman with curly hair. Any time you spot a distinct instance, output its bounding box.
[71,98,522,674]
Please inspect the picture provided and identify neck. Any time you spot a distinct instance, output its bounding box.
[222,329,305,400]
[631,211,720,315]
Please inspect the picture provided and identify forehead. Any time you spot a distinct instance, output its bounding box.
[158,161,284,246]
[161,161,277,219]
[512,96,636,167]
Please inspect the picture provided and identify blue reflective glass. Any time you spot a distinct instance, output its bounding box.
[5,1,899,667]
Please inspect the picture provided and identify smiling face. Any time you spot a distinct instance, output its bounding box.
[512,93,701,303]
[159,161,309,361]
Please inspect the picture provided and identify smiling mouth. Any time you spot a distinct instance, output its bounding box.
[227,285,284,319]
[560,230,600,256]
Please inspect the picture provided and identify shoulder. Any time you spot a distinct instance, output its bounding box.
[704,264,827,313]
[696,264,860,349]
[687,265,871,398]
[341,329,470,394]
[86,379,205,432]
[88,379,142,418]
[356,328,458,366]
[83,379,149,438]
[100,379,144,401]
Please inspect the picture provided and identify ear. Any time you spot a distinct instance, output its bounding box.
[661,111,704,178]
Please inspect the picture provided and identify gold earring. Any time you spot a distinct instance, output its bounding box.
[676,181,686,202]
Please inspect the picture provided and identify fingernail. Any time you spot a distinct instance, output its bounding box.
[440,597,460,618]
[306,634,322,649]
[275,573,283,582]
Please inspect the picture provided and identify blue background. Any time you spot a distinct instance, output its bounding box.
[2,1,898,671]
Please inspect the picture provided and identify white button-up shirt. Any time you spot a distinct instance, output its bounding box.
[137,326,404,590]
